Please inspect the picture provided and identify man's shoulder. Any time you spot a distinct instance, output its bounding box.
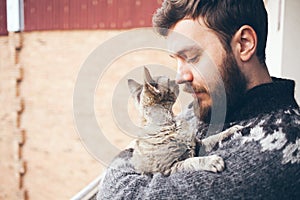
[243,107,300,138]
[224,107,300,165]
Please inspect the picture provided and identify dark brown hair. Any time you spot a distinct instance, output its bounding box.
[153,0,268,63]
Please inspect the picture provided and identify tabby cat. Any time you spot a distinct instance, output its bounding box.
[128,67,242,176]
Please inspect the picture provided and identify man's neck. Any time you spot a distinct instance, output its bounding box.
[244,61,272,90]
[226,77,298,123]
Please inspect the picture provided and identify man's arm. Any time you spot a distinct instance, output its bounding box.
[97,137,300,200]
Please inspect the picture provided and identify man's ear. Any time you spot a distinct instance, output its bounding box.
[231,25,257,62]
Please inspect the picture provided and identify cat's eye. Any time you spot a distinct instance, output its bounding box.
[150,82,158,88]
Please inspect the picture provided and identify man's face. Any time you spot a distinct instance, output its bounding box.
[167,19,246,122]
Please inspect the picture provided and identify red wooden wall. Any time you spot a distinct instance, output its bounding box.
[23,0,162,31]
[0,0,8,35]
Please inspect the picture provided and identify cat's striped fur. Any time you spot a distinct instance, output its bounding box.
[128,67,242,176]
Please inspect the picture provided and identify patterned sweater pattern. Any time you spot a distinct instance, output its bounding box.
[97,78,300,199]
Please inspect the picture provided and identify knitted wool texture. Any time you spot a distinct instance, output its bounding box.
[97,78,300,199]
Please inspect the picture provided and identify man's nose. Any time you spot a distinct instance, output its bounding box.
[175,60,193,84]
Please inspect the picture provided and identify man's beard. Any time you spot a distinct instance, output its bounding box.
[187,52,247,123]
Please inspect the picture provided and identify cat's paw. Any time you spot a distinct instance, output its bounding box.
[200,155,225,173]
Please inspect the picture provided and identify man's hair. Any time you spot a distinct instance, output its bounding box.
[153,0,268,63]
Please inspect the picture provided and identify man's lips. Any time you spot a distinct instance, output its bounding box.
[182,84,210,100]
[183,84,207,94]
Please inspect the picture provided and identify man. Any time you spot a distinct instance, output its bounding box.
[97,0,300,199]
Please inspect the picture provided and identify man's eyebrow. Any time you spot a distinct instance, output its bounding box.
[170,45,203,58]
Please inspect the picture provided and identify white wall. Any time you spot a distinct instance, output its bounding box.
[265,0,300,103]
[281,0,300,103]
[265,0,284,77]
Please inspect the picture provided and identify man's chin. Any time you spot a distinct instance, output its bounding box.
[192,92,210,101]
[192,98,211,123]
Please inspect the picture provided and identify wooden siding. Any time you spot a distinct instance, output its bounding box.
[0,0,8,35]
[23,0,162,31]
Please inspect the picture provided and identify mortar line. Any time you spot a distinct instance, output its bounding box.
[9,31,27,200]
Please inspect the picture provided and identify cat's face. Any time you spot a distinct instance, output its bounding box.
[128,67,179,115]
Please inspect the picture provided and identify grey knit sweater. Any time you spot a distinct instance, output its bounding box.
[97,78,300,199]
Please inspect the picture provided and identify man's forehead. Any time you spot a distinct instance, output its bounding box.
[166,18,210,54]
[167,32,203,55]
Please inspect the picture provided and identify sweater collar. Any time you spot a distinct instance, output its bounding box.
[226,77,299,123]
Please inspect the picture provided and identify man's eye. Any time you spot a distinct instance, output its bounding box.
[169,54,175,59]
[187,56,199,63]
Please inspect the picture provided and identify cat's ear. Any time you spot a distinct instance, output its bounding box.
[145,81,160,95]
[144,66,154,84]
[128,79,142,95]
[143,67,160,95]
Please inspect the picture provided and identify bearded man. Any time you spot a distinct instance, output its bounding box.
[97,0,300,199]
